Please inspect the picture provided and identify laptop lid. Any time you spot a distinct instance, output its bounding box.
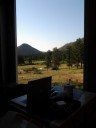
[27,76,52,113]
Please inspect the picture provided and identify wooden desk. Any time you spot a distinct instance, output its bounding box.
[10,87,96,128]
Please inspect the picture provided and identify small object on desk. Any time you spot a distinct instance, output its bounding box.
[64,82,74,98]
[50,91,59,97]
[49,96,81,120]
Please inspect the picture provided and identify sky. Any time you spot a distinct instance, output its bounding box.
[16,0,84,52]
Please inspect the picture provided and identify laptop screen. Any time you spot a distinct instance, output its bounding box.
[27,76,52,112]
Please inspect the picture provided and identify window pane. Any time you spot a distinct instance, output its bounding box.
[16,0,84,89]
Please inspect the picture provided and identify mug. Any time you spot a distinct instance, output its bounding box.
[64,84,74,98]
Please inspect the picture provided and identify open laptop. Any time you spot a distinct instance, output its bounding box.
[27,76,52,114]
[11,76,52,115]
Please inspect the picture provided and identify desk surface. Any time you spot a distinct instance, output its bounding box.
[11,86,83,105]
[51,91,96,128]
[10,86,96,128]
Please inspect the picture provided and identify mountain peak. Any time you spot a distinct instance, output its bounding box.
[19,43,32,48]
[17,43,42,56]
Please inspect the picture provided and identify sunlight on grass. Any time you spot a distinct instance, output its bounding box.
[18,63,83,89]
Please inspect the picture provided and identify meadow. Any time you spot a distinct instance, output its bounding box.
[18,61,83,89]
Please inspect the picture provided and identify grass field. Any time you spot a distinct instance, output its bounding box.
[18,61,83,89]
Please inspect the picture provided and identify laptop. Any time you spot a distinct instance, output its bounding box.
[10,76,52,110]
[27,76,52,114]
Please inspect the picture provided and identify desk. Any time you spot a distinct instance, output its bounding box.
[51,91,96,128]
[10,86,96,128]
[0,111,48,128]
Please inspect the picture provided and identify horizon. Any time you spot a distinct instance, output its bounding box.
[17,36,83,52]
[16,0,84,52]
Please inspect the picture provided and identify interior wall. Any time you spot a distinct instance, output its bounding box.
[84,0,96,92]
[0,0,17,85]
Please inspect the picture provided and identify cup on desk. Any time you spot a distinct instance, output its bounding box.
[64,84,74,98]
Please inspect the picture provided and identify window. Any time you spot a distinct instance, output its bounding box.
[0,0,96,92]
[16,0,84,89]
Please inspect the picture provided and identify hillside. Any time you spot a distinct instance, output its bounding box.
[59,38,84,51]
[59,42,73,51]
[17,43,42,56]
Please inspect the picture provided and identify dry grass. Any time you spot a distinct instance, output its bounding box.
[18,63,83,88]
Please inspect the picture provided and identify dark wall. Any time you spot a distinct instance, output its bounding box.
[0,0,17,85]
[84,0,96,92]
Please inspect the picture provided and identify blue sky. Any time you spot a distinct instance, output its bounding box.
[16,0,84,52]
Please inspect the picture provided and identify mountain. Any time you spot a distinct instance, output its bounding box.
[59,42,73,51]
[59,38,84,52]
[17,43,42,56]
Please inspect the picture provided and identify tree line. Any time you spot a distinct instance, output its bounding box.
[17,37,84,69]
[45,38,84,69]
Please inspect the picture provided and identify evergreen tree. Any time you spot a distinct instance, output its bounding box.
[52,47,61,69]
[73,38,84,69]
[66,45,74,69]
[45,50,52,69]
